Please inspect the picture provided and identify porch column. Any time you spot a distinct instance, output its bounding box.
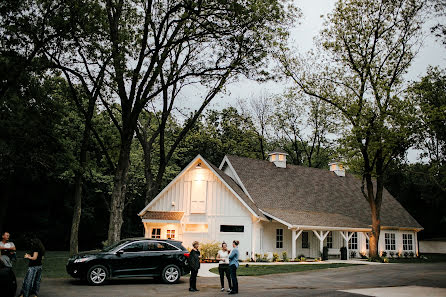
[292,229,303,260]
[312,230,330,257]
[340,231,354,260]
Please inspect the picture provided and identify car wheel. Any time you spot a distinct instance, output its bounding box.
[161,264,180,284]
[87,265,108,286]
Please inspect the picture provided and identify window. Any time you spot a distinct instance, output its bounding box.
[366,237,369,250]
[326,231,333,248]
[166,230,175,239]
[276,229,283,248]
[147,241,177,251]
[403,234,413,251]
[271,155,277,161]
[385,233,396,250]
[185,224,208,232]
[220,225,244,232]
[151,228,161,239]
[278,154,285,161]
[348,232,358,249]
[191,180,207,213]
[302,232,309,248]
[122,241,146,253]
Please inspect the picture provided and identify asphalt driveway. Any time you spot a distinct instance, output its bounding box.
[15,263,446,296]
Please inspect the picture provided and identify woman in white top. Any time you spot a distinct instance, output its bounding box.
[216,242,232,292]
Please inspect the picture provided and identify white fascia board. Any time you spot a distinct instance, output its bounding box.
[259,209,293,228]
[138,154,204,216]
[203,158,259,219]
[219,156,255,203]
[142,219,181,224]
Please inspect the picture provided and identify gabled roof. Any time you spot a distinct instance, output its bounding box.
[224,155,422,230]
[138,155,262,219]
[268,147,288,155]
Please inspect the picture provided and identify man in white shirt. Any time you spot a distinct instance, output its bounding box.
[0,232,16,263]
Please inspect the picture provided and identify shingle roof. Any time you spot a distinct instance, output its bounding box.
[268,147,288,155]
[142,211,184,221]
[225,155,422,230]
[206,161,263,217]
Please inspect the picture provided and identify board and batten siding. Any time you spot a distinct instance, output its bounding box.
[146,162,255,259]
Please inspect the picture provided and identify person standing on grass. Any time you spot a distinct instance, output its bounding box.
[228,240,239,295]
[0,232,16,264]
[217,242,232,292]
[189,241,200,292]
[19,237,45,297]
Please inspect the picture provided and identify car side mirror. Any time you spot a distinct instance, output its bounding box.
[116,250,124,256]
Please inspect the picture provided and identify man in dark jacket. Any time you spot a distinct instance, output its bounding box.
[189,241,200,292]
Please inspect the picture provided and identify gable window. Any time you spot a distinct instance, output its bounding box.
[151,228,161,239]
[302,232,309,248]
[191,180,207,213]
[403,234,413,250]
[385,233,396,250]
[276,229,283,248]
[348,232,358,250]
[166,230,175,239]
[220,225,244,232]
[326,231,333,248]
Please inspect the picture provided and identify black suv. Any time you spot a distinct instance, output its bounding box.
[66,238,190,285]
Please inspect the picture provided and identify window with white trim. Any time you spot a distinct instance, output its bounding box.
[385,233,396,250]
[166,229,175,239]
[348,232,358,249]
[302,232,309,248]
[326,231,333,248]
[151,228,161,239]
[276,229,283,248]
[403,233,413,250]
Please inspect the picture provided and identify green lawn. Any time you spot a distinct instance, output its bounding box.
[388,253,446,263]
[209,263,359,276]
[12,251,70,278]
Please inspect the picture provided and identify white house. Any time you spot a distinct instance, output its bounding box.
[138,149,423,260]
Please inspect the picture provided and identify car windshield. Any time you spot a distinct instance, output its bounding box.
[102,240,130,252]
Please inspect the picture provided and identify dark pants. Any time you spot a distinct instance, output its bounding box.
[229,264,238,293]
[20,265,42,297]
[218,264,232,289]
[189,269,198,289]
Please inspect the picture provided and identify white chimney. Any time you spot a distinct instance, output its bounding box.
[268,148,288,168]
[329,162,345,177]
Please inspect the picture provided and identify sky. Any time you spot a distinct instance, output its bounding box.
[202,0,446,110]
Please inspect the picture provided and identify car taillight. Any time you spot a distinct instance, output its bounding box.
[183,252,190,258]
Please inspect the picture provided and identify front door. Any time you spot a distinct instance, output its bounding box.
[301,231,310,257]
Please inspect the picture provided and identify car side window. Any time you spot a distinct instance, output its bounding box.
[147,242,177,251]
[121,241,146,253]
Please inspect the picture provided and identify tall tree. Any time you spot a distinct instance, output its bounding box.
[278,0,425,258]
[102,0,296,243]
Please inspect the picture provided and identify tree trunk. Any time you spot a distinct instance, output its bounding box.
[70,174,83,256]
[369,202,381,258]
[107,138,132,244]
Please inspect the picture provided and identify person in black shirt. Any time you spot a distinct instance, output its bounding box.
[19,237,45,297]
[189,241,200,292]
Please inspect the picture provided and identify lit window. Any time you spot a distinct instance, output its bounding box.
[185,224,208,232]
[276,229,283,248]
[271,155,277,161]
[191,180,207,213]
[348,232,358,249]
[167,230,175,239]
[385,233,396,250]
[326,231,333,248]
[151,228,161,239]
[278,154,285,161]
[403,234,413,250]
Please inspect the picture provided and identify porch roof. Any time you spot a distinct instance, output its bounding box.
[141,211,184,222]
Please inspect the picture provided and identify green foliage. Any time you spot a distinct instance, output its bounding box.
[272,252,280,262]
[200,241,221,259]
[282,251,289,262]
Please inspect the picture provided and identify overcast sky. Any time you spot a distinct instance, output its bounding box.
[201,0,446,110]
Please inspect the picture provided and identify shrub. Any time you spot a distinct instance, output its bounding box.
[383,257,389,263]
[382,251,387,257]
[389,251,394,258]
[200,241,220,259]
[350,251,357,258]
[300,256,306,262]
[360,253,368,259]
[404,252,409,258]
[255,253,261,262]
[272,253,279,262]
[408,251,414,258]
[263,253,269,262]
[282,251,289,262]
